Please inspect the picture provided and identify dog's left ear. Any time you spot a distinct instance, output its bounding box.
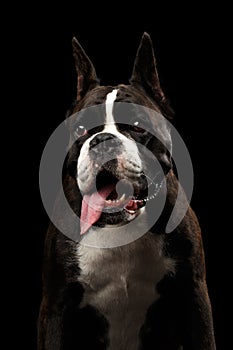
[130,32,173,117]
[72,37,99,101]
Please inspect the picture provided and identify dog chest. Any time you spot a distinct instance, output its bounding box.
[77,232,175,349]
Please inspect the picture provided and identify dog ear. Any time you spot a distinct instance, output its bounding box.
[130,33,173,117]
[72,37,99,101]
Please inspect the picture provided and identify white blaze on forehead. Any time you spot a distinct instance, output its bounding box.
[104,89,118,132]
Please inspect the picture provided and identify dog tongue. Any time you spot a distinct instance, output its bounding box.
[80,184,115,235]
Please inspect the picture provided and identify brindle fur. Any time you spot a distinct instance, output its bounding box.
[38,33,216,349]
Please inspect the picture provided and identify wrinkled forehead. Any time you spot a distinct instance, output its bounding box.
[69,84,164,119]
[73,85,161,113]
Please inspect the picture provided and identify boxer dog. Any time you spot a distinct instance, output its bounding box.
[38,33,216,349]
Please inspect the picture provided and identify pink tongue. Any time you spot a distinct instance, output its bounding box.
[80,184,115,235]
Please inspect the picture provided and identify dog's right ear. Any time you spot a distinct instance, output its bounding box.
[72,37,99,101]
[130,33,163,98]
[130,32,174,118]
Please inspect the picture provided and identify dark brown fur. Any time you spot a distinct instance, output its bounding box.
[38,33,216,349]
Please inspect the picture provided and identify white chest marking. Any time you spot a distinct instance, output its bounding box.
[77,233,175,350]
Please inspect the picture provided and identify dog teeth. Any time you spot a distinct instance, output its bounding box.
[118,193,126,201]
[95,163,99,168]
[105,194,126,206]
[127,209,135,214]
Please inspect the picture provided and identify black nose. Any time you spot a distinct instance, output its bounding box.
[89,133,121,151]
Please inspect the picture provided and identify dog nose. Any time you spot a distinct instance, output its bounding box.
[89,133,121,151]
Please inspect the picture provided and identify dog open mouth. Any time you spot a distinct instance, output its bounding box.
[80,168,147,235]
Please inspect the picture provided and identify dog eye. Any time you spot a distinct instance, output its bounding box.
[130,121,145,133]
[74,125,87,138]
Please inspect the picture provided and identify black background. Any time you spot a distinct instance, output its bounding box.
[18,3,228,349]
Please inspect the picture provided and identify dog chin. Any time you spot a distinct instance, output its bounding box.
[96,206,141,227]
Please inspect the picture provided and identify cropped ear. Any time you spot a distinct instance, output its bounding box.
[72,37,99,101]
[130,32,173,117]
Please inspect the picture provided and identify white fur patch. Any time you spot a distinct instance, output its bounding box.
[77,89,142,194]
[77,232,175,349]
[105,89,118,131]
[103,90,142,168]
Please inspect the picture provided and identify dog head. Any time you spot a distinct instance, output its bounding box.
[66,33,174,235]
